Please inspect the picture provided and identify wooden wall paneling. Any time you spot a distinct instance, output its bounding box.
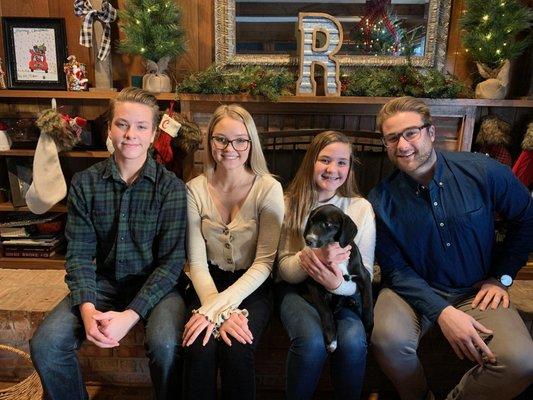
[0,0,50,18]
[197,1,214,71]
[445,0,473,84]
[174,0,215,83]
[174,0,200,80]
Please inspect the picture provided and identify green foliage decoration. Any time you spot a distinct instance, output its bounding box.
[176,66,295,101]
[460,0,532,68]
[118,0,186,62]
[341,66,472,98]
[349,9,404,55]
[176,65,471,100]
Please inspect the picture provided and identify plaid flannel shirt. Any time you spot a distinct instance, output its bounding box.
[65,156,187,319]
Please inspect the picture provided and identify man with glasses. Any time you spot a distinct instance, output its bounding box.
[368,97,533,400]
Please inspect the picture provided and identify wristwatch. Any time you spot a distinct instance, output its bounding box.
[498,274,513,288]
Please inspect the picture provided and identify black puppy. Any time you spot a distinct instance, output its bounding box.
[303,204,373,352]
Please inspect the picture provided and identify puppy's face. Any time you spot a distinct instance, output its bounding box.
[303,204,358,248]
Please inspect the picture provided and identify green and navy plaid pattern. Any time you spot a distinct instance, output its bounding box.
[65,156,187,319]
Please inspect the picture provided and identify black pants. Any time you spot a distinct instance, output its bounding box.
[183,265,272,400]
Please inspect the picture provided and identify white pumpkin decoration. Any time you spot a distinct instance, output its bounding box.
[142,57,172,93]
[475,60,511,100]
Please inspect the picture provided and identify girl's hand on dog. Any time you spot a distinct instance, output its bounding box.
[313,243,351,266]
[219,313,253,346]
[300,247,344,290]
[182,313,215,347]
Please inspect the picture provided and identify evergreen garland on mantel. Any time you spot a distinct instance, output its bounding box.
[176,65,472,100]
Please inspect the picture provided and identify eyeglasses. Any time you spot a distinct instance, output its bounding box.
[211,135,251,152]
[381,123,432,147]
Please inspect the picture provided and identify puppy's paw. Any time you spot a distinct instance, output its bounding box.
[326,340,337,353]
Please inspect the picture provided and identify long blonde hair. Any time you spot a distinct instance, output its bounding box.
[204,104,270,177]
[285,130,360,235]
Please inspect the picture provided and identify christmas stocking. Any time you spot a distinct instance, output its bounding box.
[25,132,67,214]
[153,102,181,164]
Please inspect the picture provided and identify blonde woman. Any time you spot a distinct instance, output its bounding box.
[277,131,376,399]
[183,104,284,399]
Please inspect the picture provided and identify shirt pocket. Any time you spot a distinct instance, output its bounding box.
[130,210,159,246]
[448,203,491,244]
[91,209,117,242]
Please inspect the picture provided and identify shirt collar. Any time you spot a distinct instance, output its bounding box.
[102,155,157,183]
[398,150,445,192]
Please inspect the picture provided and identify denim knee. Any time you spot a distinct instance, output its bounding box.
[291,331,327,360]
[30,328,52,366]
[30,323,76,371]
[145,330,180,366]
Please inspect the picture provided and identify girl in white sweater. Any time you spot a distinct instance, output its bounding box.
[182,104,284,399]
[277,130,376,399]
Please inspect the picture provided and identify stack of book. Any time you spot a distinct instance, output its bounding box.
[1,212,66,258]
[1,234,65,258]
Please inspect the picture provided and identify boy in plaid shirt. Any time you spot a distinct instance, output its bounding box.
[30,88,187,400]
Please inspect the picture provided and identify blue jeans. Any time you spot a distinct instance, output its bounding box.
[30,277,186,400]
[276,282,367,400]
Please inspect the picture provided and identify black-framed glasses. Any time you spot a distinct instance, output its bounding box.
[211,135,251,151]
[381,123,432,147]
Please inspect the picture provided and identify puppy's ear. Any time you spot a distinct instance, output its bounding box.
[338,214,357,247]
[304,206,320,235]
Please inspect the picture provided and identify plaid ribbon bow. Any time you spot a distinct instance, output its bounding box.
[74,0,117,61]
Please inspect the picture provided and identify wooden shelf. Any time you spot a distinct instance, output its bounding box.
[0,89,177,101]
[0,90,530,106]
[0,149,109,158]
[0,201,67,213]
[0,254,65,269]
[176,94,533,108]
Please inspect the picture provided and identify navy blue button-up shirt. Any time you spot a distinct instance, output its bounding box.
[369,151,533,322]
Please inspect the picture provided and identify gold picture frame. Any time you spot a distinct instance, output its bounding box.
[215,0,452,69]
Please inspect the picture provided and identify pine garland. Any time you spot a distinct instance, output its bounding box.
[341,66,471,98]
[176,65,471,100]
[460,0,532,68]
[118,0,186,62]
[176,66,295,101]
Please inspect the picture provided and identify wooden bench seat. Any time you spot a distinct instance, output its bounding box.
[1,268,531,397]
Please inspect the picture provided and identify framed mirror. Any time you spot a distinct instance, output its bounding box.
[215,0,451,68]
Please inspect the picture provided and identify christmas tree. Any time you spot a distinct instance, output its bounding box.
[350,7,404,56]
[118,0,186,62]
[460,0,531,68]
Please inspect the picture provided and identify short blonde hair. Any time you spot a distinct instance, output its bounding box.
[109,87,159,130]
[204,104,270,177]
[285,131,360,234]
[376,96,432,133]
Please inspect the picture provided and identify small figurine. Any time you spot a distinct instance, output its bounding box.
[0,58,6,89]
[64,55,88,91]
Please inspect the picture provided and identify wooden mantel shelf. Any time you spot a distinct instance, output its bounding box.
[0,90,531,107]
[0,90,176,101]
[176,94,533,107]
[0,149,110,158]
